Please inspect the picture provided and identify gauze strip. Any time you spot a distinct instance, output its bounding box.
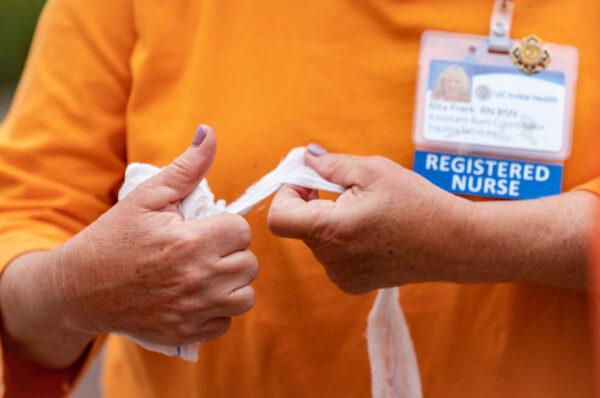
[118,147,421,396]
[368,288,422,398]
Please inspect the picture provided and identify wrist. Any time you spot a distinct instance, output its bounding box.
[434,195,483,283]
[0,249,96,368]
[452,197,521,284]
[52,240,104,338]
[461,192,597,289]
[0,251,57,339]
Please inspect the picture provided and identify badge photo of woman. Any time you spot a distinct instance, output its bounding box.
[432,65,471,102]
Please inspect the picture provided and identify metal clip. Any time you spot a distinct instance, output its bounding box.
[488,0,515,54]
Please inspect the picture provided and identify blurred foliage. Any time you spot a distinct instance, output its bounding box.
[0,0,46,86]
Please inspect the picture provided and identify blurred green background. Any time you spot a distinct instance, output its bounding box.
[0,0,46,119]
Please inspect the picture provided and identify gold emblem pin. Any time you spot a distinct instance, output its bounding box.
[510,35,551,74]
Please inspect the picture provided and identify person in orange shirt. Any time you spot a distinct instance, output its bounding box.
[0,0,599,397]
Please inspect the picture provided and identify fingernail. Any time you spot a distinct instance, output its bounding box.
[192,125,209,146]
[307,143,328,157]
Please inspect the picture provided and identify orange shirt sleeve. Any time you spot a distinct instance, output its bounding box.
[592,221,600,397]
[0,0,134,395]
[575,177,600,196]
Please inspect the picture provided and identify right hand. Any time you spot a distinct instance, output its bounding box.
[56,125,258,345]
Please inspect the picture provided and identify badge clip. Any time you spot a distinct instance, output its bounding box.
[488,0,515,54]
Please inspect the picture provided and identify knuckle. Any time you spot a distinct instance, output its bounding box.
[238,250,258,270]
[176,275,199,296]
[266,208,281,232]
[267,208,289,237]
[216,214,251,240]
[173,270,209,301]
[171,155,195,178]
[328,157,348,178]
[168,275,212,310]
[223,251,259,280]
[172,295,199,318]
[327,156,342,171]
[232,216,252,243]
[230,288,255,315]
[364,155,389,173]
[245,252,259,279]
[161,231,197,261]
[176,230,198,248]
[241,287,256,309]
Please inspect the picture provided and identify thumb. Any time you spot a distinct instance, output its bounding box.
[132,125,217,210]
[305,143,368,189]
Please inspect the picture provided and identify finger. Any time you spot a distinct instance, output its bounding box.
[217,250,259,288]
[132,125,217,210]
[268,184,332,239]
[223,285,255,316]
[187,283,254,325]
[305,145,368,189]
[191,213,252,256]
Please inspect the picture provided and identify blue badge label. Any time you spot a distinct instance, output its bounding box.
[413,150,563,200]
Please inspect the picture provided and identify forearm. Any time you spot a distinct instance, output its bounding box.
[458,191,598,290]
[0,250,95,369]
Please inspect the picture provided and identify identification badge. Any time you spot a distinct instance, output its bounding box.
[412,0,578,200]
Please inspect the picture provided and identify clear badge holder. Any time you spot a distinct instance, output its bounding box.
[412,0,578,200]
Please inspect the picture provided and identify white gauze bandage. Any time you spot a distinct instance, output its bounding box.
[118,147,421,397]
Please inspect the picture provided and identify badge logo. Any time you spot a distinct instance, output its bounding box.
[475,84,492,101]
[510,35,551,74]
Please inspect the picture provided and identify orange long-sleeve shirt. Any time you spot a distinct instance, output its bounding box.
[593,225,600,397]
[1,0,599,397]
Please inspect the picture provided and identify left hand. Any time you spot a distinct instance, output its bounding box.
[268,145,474,294]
